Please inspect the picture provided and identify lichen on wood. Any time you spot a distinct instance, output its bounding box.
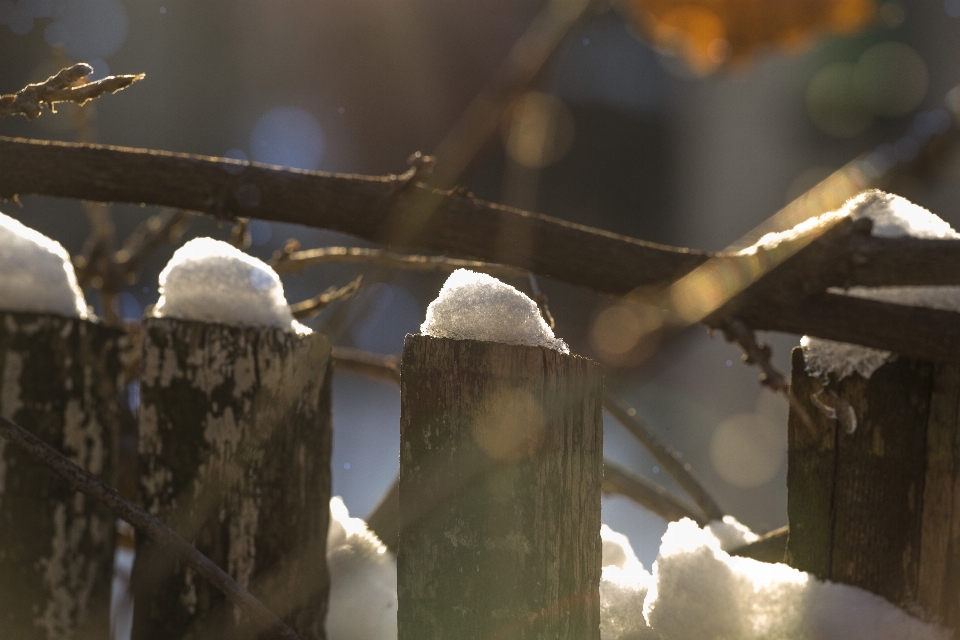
[132,318,331,640]
[398,334,603,640]
[0,311,125,640]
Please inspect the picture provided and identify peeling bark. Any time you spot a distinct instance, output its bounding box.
[0,312,124,640]
[132,318,332,640]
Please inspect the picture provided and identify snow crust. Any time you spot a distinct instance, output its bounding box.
[0,210,89,319]
[748,191,960,382]
[152,238,308,333]
[704,515,760,551]
[420,269,568,353]
[326,497,397,640]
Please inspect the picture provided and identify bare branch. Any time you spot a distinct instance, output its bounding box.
[272,245,529,279]
[0,415,301,640]
[0,63,144,121]
[331,346,401,384]
[7,138,960,361]
[114,208,192,278]
[602,460,708,525]
[728,525,789,564]
[289,275,363,320]
[718,319,789,394]
[604,395,725,522]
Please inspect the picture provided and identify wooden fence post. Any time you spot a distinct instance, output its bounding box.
[132,317,332,640]
[0,311,124,640]
[787,345,960,627]
[398,334,603,640]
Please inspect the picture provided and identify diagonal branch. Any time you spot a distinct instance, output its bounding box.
[0,63,144,121]
[604,394,725,522]
[602,460,708,526]
[289,275,363,320]
[0,415,300,640]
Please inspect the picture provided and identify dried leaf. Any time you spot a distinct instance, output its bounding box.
[621,0,876,74]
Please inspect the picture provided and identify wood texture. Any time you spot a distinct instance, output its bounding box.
[0,312,123,640]
[398,335,603,640]
[787,346,945,614]
[132,318,331,640]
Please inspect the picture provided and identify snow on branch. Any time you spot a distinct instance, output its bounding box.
[0,63,143,121]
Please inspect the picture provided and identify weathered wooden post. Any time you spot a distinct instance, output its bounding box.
[398,334,603,640]
[132,317,332,640]
[787,345,960,627]
[0,311,124,640]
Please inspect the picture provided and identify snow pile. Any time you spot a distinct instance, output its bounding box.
[598,519,947,640]
[748,191,960,382]
[326,497,397,640]
[420,269,568,353]
[600,525,658,640]
[644,519,947,640]
[704,515,760,551]
[152,238,308,333]
[0,210,88,318]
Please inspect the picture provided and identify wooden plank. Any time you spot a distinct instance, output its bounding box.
[918,363,960,624]
[828,357,932,604]
[786,346,838,579]
[0,312,123,640]
[398,335,603,640]
[132,318,331,640]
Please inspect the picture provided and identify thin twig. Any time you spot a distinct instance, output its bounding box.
[604,394,725,522]
[728,525,789,564]
[271,245,528,279]
[718,319,789,393]
[0,415,301,640]
[527,271,555,329]
[230,217,251,249]
[0,63,144,121]
[717,318,818,438]
[114,208,192,277]
[602,460,708,525]
[289,275,363,320]
[429,0,601,188]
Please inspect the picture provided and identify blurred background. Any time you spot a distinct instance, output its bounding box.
[2,0,960,568]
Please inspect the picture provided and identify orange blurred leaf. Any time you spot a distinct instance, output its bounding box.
[621,0,877,74]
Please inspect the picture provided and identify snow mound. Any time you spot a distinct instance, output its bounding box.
[640,518,947,640]
[152,238,308,333]
[420,269,568,353]
[0,210,88,319]
[326,497,397,640]
[705,516,759,552]
[745,191,960,382]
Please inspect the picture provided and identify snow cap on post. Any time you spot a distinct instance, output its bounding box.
[152,237,308,333]
[796,191,960,381]
[0,210,88,318]
[420,268,568,352]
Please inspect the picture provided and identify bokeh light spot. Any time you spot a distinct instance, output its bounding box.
[45,0,129,60]
[854,41,928,117]
[946,0,960,18]
[806,63,873,137]
[248,220,272,246]
[250,106,325,170]
[590,302,662,366]
[501,92,575,169]
[710,412,786,488]
[222,148,249,176]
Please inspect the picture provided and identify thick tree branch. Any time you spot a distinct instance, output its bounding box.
[0,64,143,121]
[5,137,960,361]
[0,415,300,640]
